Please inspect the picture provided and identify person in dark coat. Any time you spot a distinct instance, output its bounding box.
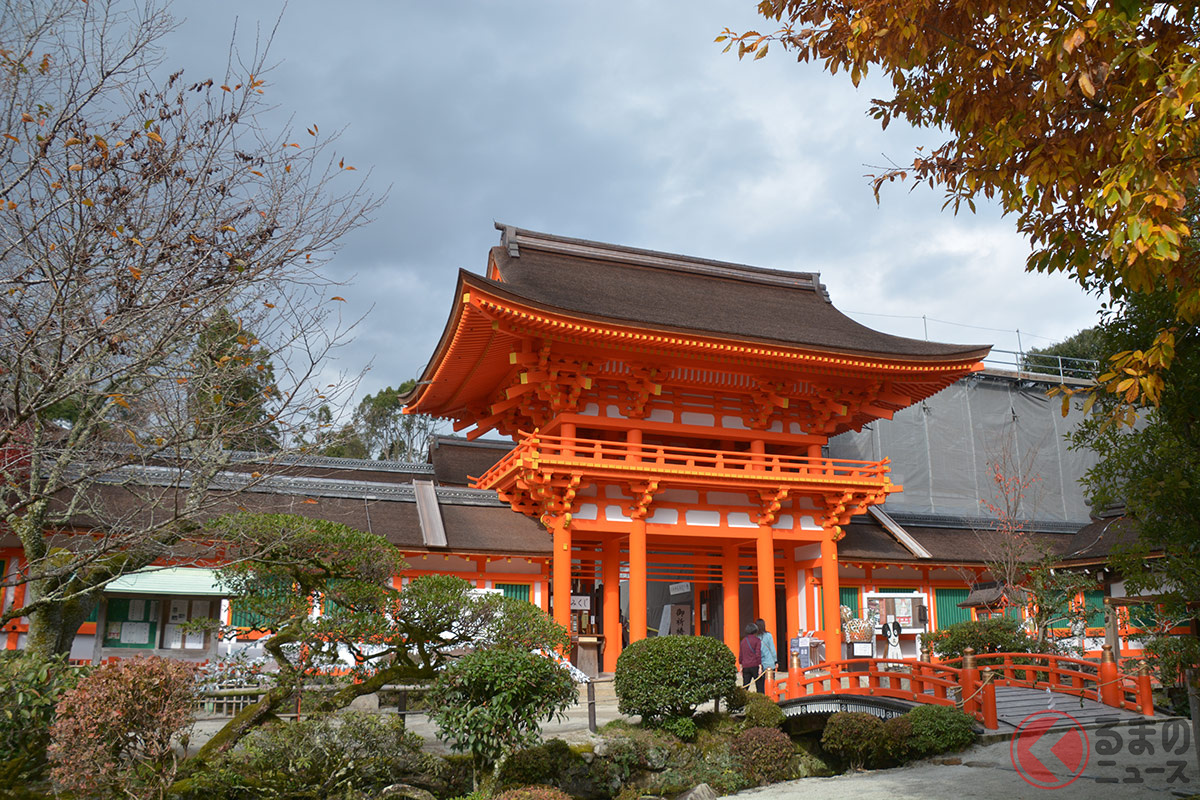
[739,623,763,692]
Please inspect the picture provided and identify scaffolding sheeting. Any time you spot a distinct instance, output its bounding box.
[829,375,1097,525]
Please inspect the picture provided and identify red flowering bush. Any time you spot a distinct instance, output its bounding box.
[48,656,198,799]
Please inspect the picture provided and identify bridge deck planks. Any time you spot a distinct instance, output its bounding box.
[990,685,1149,731]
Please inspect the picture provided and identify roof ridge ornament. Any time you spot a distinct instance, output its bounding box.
[493,221,827,296]
[497,222,520,257]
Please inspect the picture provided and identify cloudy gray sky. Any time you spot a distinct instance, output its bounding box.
[164,1,1102,407]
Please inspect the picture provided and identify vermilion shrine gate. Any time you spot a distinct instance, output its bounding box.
[405,225,989,672]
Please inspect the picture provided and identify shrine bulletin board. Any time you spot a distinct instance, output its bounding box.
[101,597,160,649]
[865,593,929,630]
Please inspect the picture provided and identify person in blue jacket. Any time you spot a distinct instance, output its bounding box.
[756,618,777,681]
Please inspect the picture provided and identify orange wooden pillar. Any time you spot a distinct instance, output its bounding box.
[783,546,800,665]
[755,524,777,649]
[602,538,621,672]
[722,543,740,657]
[820,533,842,660]
[551,515,572,633]
[1098,645,1120,708]
[561,421,576,455]
[629,517,647,642]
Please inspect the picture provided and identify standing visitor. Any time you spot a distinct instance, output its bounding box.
[739,623,763,692]
[756,618,776,681]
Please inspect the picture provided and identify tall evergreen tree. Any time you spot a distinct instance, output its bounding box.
[189,310,280,452]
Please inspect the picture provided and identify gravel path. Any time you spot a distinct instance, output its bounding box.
[735,735,1199,800]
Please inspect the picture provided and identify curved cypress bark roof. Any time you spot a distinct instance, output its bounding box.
[481,224,989,361]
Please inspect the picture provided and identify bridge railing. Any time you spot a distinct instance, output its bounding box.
[771,647,1155,729]
[772,658,976,717]
[938,646,1153,715]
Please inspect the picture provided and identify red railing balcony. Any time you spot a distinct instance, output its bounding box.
[473,431,897,495]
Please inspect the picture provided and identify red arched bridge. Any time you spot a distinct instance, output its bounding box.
[767,647,1156,731]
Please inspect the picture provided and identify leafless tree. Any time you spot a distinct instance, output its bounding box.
[0,0,382,655]
[968,423,1090,646]
[972,423,1048,597]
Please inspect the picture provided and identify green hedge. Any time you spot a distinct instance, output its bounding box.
[905,705,977,757]
[821,706,977,770]
[821,712,883,770]
[742,692,784,729]
[732,726,794,785]
[923,617,1044,659]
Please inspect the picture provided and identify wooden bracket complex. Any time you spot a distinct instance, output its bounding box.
[755,487,791,527]
[628,479,660,520]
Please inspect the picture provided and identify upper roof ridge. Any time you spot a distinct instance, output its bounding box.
[495,222,830,301]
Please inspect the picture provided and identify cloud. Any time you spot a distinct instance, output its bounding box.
[159,1,1102,403]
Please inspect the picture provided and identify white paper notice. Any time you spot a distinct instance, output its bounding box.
[120,621,150,644]
[164,624,183,649]
[184,630,205,650]
[169,599,188,623]
[107,622,123,641]
[128,598,145,621]
[191,600,210,619]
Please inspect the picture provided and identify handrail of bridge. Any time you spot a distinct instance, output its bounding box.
[474,430,892,488]
[937,651,1153,715]
[773,658,973,716]
[771,652,1156,728]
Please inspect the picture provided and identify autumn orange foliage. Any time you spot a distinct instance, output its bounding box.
[722,1,1200,405]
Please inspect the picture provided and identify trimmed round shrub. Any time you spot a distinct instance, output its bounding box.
[905,705,977,757]
[742,692,785,729]
[820,712,884,770]
[660,716,698,742]
[874,715,914,767]
[614,635,736,723]
[732,726,794,785]
[725,685,750,714]
[495,786,573,800]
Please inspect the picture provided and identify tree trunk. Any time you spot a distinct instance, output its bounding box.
[191,684,293,762]
[310,663,424,714]
[23,590,96,659]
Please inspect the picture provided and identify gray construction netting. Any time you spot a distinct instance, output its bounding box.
[828,375,1098,525]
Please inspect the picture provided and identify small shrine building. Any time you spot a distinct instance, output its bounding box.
[404,224,991,670]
